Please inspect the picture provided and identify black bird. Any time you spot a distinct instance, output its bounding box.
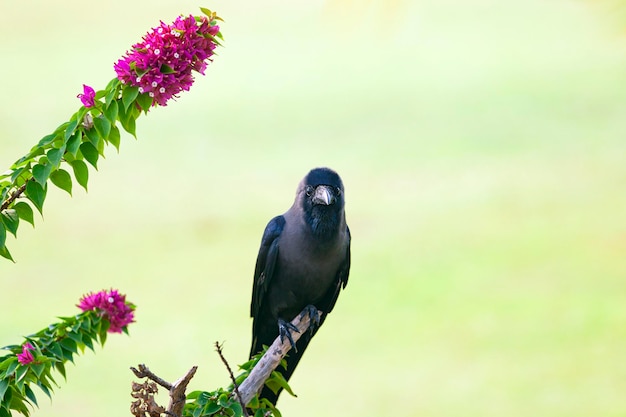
[249,167,351,405]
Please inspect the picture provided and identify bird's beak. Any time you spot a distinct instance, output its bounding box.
[312,185,335,206]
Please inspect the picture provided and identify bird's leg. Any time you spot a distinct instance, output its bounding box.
[277,318,300,352]
[300,304,321,334]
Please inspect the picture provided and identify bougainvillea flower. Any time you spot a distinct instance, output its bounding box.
[114,14,221,107]
[77,84,96,108]
[17,342,35,365]
[78,289,135,333]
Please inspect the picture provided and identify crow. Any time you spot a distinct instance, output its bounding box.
[249,167,351,405]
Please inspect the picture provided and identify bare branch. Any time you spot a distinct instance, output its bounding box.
[215,342,249,417]
[129,307,319,416]
[0,181,29,212]
[167,366,198,417]
[130,364,173,390]
[130,364,197,417]
[238,307,320,406]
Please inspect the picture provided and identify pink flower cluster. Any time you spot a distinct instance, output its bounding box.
[17,342,35,365]
[114,15,220,107]
[77,84,96,108]
[78,289,135,333]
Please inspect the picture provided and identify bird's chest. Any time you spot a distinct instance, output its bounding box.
[272,232,344,307]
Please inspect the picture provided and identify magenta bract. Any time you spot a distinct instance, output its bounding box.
[114,15,220,107]
[78,289,135,333]
[17,342,35,365]
[77,84,96,108]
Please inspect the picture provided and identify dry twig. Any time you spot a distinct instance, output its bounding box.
[130,364,197,417]
[215,342,249,417]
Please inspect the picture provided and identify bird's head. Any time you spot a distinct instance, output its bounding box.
[297,167,345,239]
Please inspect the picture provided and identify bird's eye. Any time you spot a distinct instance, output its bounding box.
[305,186,314,196]
[335,187,342,195]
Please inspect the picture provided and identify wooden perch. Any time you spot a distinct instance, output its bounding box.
[237,307,321,405]
[128,307,319,416]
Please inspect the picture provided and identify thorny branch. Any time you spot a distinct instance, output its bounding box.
[215,341,249,417]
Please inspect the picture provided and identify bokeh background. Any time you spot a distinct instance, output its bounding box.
[1,0,626,416]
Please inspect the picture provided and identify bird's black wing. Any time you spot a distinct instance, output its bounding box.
[319,225,351,316]
[250,215,285,320]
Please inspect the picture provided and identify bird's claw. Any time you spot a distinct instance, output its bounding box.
[300,304,321,334]
[278,318,300,352]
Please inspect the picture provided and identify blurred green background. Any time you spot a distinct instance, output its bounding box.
[1,0,626,416]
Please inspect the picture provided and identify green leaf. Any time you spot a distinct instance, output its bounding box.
[0,242,13,260]
[120,114,136,137]
[55,362,66,380]
[10,166,28,183]
[217,393,230,408]
[70,160,89,192]
[14,202,34,226]
[204,402,221,415]
[105,88,120,106]
[186,391,202,401]
[0,378,8,402]
[93,116,111,140]
[228,402,243,416]
[96,132,106,155]
[136,93,153,112]
[15,363,28,382]
[32,163,52,186]
[105,77,121,91]
[0,243,12,262]
[82,335,94,352]
[37,133,57,148]
[84,126,99,149]
[68,331,82,345]
[42,368,58,388]
[10,392,29,417]
[108,125,121,151]
[98,322,108,346]
[268,370,296,397]
[122,86,139,110]
[160,64,176,74]
[30,362,46,379]
[50,169,72,196]
[25,180,47,215]
[35,381,52,400]
[0,220,6,248]
[66,131,82,156]
[60,338,77,354]
[24,384,38,407]
[52,137,65,149]
[4,358,19,377]
[48,343,63,361]
[47,148,63,168]
[1,209,19,237]
[104,99,118,123]
[64,119,79,141]
[79,142,99,169]
[14,147,44,168]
